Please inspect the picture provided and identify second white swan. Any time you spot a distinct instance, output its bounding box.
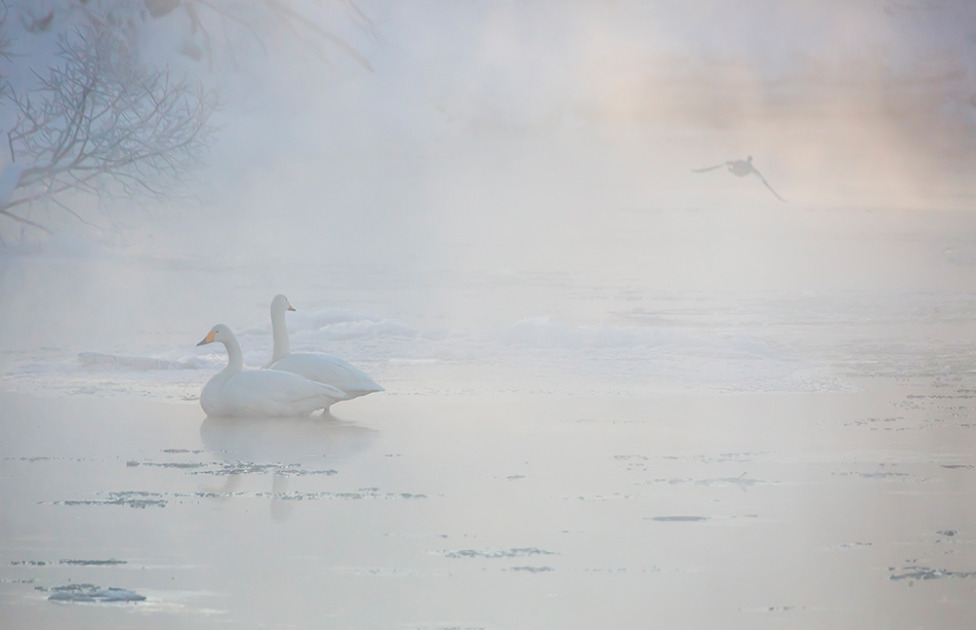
[266,294,384,401]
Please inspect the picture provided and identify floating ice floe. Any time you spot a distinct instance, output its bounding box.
[48,583,146,603]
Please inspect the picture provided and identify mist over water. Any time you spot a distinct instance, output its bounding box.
[2,1,976,395]
[3,6,976,628]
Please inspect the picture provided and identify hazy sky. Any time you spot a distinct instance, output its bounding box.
[3,1,974,233]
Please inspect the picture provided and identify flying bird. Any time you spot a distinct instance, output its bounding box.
[692,155,787,203]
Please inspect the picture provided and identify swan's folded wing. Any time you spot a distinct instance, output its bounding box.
[270,352,383,398]
[223,370,346,415]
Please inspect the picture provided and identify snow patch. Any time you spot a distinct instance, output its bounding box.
[78,352,217,371]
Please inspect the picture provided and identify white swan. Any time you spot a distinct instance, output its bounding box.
[266,294,384,400]
[197,324,347,417]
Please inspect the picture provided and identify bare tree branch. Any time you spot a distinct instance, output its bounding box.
[185,0,373,71]
[0,208,52,233]
[1,19,217,233]
[1,1,371,236]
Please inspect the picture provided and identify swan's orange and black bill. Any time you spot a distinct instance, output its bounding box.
[197,330,216,346]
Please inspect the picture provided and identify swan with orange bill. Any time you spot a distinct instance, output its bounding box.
[197,324,346,417]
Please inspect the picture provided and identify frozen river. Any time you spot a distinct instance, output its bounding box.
[2,164,976,627]
[1,386,974,629]
[3,1,976,626]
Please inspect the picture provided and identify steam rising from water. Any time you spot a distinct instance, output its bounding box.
[1,2,975,397]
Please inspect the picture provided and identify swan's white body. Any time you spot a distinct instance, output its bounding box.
[266,295,384,400]
[198,324,346,417]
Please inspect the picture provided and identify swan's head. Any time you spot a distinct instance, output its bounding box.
[271,294,296,315]
[197,324,233,346]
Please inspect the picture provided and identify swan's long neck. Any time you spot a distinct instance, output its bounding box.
[220,336,244,375]
[270,307,290,363]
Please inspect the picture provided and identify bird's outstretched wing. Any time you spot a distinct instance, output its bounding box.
[691,164,725,173]
[752,169,787,203]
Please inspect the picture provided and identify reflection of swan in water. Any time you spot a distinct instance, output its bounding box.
[200,413,378,465]
[199,413,378,520]
[692,155,787,202]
